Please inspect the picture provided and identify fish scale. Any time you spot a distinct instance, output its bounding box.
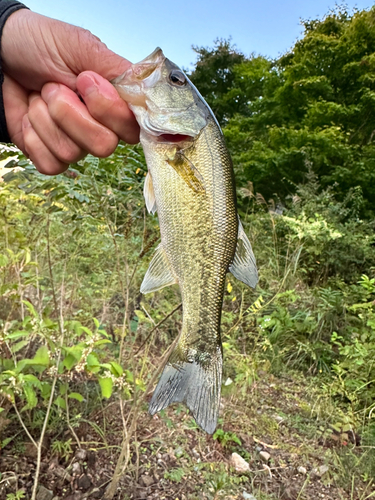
[113,48,258,433]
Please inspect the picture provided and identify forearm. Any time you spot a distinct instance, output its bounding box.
[0,0,28,142]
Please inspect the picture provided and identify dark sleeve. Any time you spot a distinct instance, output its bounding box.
[0,0,28,143]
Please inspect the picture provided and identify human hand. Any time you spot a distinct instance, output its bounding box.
[1,8,139,175]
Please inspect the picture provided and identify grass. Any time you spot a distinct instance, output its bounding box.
[1,147,375,499]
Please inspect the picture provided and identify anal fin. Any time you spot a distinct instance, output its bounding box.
[229,218,258,289]
[141,244,177,293]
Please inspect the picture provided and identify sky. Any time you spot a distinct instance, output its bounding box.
[26,0,374,69]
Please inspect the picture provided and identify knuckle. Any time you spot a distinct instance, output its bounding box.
[90,131,118,158]
[48,95,68,124]
[123,128,140,145]
[28,97,45,123]
[54,139,82,164]
[32,155,67,176]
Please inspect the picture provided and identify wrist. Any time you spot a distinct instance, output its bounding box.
[1,4,29,72]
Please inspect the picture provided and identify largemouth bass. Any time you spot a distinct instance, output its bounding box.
[113,48,258,434]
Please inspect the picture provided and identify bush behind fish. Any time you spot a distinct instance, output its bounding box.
[113,48,258,434]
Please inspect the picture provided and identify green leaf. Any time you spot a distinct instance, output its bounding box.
[98,377,113,399]
[22,300,38,318]
[40,382,52,400]
[2,435,16,448]
[0,254,8,267]
[22,385,37,410]
[11,340,28,353]
[24,249,31,265]
[59,383,68,396]
[5,331,28,340]
[93,339,112,347]
[86,353,100,373]
[68,392,84,402]
[23,374,42,389]
[109,361,123,377]
[54,396,66,410]
[33,346,49,366]
[63,354,79,370]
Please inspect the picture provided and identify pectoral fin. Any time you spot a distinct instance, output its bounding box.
[229,219,258,289]
[166,151,205,193]
[140,244,177,293]
[144,171,157,214]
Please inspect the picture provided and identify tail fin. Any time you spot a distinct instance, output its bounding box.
[149,347,222,434]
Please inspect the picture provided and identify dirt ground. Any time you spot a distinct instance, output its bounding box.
[0,373,372,500]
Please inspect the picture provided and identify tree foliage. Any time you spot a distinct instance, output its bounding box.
[190,7,375,215]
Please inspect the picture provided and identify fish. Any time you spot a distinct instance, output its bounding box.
[113,48,258,434]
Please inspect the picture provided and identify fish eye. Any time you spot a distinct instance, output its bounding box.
[169,70,186,86]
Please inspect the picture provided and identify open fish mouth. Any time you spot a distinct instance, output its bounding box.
[158,133,192,143]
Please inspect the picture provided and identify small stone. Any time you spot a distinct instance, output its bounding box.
[140,474,154,488]
[297,466,307,475]
[259,451,271,462]
[87,451,96,468]
[53,466,73,482]
[77,474,91,490]
[312,465,329,477]
[37,485,54,500]
[318,465,329,476]
[229,452,250,473]
[62,494,82,500]
[243,493,257,500]
[75,448,87,461]
[274,415,284,424]
[24,442,38,460]
[90,488,103,499]
[72,462,81,475]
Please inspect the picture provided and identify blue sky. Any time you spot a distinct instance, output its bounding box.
[26,0,374,69]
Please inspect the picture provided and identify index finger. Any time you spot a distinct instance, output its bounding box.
[77,71,140,145]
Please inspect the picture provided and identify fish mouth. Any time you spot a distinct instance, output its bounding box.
[158,134,192,143]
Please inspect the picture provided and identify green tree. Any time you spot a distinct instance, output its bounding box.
[188,39,247,124]
[191,7,375,215]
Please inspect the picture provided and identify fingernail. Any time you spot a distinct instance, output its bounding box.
[78,73,99,97]
[22,114,32,129]
[42,82,59,103]
[78,71,117,101]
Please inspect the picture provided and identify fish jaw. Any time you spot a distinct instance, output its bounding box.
[112,48,209,139]
[112,48,164,107]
